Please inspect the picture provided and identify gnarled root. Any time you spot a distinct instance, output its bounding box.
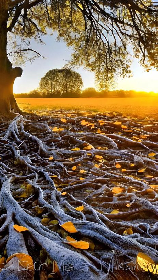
[0,111,157,280]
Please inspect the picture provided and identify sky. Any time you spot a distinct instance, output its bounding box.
[13,33,158,94]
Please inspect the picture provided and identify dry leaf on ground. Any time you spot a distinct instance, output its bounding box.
[61,221,78,233]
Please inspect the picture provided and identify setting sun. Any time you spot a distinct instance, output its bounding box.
[117,69,158,93]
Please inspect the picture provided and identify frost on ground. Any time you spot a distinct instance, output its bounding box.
[0,110,157,280]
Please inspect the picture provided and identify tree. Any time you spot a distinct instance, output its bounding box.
[40,68,83,97]
[0,0,157,113]
[55,1,157,90]
[81,87,98,98]
[0,2,158,279]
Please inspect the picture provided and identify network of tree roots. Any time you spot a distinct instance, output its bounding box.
[0,110,157,280]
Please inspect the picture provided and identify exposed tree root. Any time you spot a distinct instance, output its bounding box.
[0,110,157,279]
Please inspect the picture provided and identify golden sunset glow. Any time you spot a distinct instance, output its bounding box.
[116,69,158,93]
[16,97,158,120]
[14,66,158,94]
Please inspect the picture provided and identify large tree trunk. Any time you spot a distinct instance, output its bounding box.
[0,1,22,115]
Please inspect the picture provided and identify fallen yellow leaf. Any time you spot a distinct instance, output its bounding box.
[137,252,158,274]
[0,257,5,270]
[13,225,29,232]
[123,227,133,235]
[49,156,53,161]
[57,187,62,192]
[125,129,132,132]
[75,205,84,211]
[83,144,94,150]
[80,169,86,173]
[133,136,139,140]
[34,206,44,215]
[121,125,127,129]
[52,127,59,132]
[140,135,147,139]
[148,152,156,158]
[61,192,67,196]
[66,236,89,249]
[115,163,121,169]
[7,253,34,271]
[110,209,119,214]
[146,188,154,193]
[114,121,122,125]
[52,127,64,132]
[138,168,146,173]
[149,185,158,189]
[41,217,50,225]
[98,119,105,123]
[61,221,78,233]
[71,147,80,151]
[72,166,77,171]
[126,203,131,207]
[61,118,67,123]
[49,220,59,225]
[112,187,123,194]
[95,155,103,160]
[81,120,88,125]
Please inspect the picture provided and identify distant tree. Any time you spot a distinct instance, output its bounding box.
[81,88,98,98]
[99,90,109,98]
[39,68,83,97]
[116,90,126,98]
[28,89,41,97]
[14,93,28,98]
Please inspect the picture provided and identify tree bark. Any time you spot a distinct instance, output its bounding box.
[0,1,22,115]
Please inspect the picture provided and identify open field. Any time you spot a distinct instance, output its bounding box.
[16,97,158,119]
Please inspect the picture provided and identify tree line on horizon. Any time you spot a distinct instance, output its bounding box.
[14,88,157,98]
[14,68,157,98]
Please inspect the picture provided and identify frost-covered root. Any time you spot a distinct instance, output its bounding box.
[25,184,158,261]
[1,176,158,269]
[0,179,105,279]
[0,221,33,280]
[3,115,49,156]
[26,230,102,280]
[3,115,22,140]
[0,112,157,279]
